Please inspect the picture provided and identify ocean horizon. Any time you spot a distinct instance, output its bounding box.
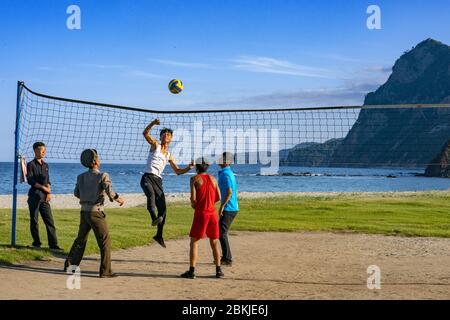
[0,162,448,195]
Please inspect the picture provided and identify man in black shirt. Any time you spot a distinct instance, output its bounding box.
[26,142,61,250]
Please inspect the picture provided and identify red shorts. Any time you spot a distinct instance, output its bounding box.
[189,213,219,240]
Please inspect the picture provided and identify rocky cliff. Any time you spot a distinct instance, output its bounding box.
[329,39,450,168]
[425,139,450,177]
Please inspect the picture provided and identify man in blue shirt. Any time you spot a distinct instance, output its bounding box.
[217,152,239,266]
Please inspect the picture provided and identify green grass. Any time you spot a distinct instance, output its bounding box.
[1,191,449,264]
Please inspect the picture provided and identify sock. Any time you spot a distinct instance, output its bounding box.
[189,266,195,274]
[216,266,222,273]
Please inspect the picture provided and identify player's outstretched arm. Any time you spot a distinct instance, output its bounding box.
[143,118,160,149]
[101,173,124,206]
[169,156,194,176]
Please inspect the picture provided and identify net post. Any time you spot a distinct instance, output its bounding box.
[11,81,24,247]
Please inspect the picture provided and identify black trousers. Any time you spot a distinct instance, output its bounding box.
[140,173,167,238]
[219,211,238,261]
[27,197,58,247]
[66,210,112,277]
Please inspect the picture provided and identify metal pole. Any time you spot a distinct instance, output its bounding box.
[11,81,24,247]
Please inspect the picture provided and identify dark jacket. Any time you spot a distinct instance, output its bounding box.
[27,158,50,201]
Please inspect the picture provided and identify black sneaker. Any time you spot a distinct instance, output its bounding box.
[151,216,163,226]
[32,243,41,249]
[181,270,196,279]
[63,261,69,272]
[216,270,225,278]
[50,245,63,251]
[221,258,233,266]
[153,236,166,248]
[100,273,118,278]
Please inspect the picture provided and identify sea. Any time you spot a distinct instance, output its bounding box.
[0,162,449,195]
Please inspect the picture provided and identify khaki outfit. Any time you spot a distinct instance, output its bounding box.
[65,169,119,277]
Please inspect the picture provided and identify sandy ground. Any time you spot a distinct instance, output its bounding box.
[0,192,337,209]
[2,192,449,299]
[0,231,449,300]
[1,191,443,209]
[0,193,186,209]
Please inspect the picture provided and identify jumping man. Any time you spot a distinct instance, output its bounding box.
[141,118,194,248]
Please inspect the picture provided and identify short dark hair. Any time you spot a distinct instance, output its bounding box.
[160,128,173,137]
[80,149,98,168]
[195,157,210,174]
[220,151,234,165]
[33,142,45,150]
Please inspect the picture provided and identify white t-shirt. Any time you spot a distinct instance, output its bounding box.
[145,144,171,178]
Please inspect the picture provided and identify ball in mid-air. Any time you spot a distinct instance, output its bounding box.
[168,79,184,94]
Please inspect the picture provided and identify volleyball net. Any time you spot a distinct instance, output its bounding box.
[10,81,450,245]
[16,82,450,168]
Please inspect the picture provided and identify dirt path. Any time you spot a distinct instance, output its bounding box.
[1,231,449,300]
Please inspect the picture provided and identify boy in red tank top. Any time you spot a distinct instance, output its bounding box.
[181,157,224,279]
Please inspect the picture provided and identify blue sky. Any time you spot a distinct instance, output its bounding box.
[0,0,449,161]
